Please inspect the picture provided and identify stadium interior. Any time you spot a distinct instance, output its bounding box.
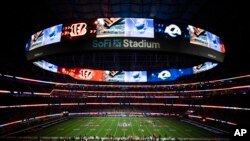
[0,0,249,141]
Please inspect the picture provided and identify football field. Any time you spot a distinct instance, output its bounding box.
[29,117,225,139]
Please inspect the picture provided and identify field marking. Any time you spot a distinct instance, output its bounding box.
[122,118,127,137]
[134,118,144,137]
[93,117,110,136]
[129,117,135,137]
[61,119,85,136]
[144,118,154,136]
[105,117,115,136]
[78,118,90,135]
[158,119,171,137]
[81,118,97,136]
[114,117,120,137]
[31,117,220,139]
[166,119,194,138]
[169,129,176,131]
[73,128,80,131]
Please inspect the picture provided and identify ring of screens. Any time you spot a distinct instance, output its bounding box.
[25,18,225,82]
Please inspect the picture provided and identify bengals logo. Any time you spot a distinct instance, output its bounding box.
[70,23,87,37]
[79,69,93,80]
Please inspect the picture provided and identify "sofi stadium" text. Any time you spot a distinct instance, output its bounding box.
[92,39,160,49]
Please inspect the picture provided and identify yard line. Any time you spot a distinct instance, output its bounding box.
[37,119,74,136]
[129,117,135,137]
[120,117,126,137]
[158,118,191,138]
[93,117,110,137]
[143,117,155,137]
[75,117,90,136]
[82,118,99,136]
[134,117,144,138]
[105,117,115,136]
[156,118,170,137]
[167,119,192,138]
[114,117,121,137]
[59,119,82,136]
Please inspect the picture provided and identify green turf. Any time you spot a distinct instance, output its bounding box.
[30,117,223,138]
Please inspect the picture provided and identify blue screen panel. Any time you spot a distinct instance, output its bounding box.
[125,71,147,82]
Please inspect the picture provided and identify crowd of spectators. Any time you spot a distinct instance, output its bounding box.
[0,74,249,137]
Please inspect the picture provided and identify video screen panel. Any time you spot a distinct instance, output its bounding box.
[96,18,154,38]
[33,60,58,73]
[124,71,147,82]
[96,18,125,38]
[43,24,62,45]
[154,21,189,39]
[125,18,154,38]
[25,38,31,52]
[187,25,208,47]
[58,68,103,81]
[29,30,44,50]
[187,25,225,53]
[147,68,193,82]
[147,70,172,82]
[178,68,194,76]
[31,60,219,82]
[147,69,180,81]
[29,24,62,51]
[207,32,225,53]
[193,62,218,74]
[103,71,125,82]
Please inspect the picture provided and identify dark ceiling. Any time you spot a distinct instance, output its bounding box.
[0,0,249,84]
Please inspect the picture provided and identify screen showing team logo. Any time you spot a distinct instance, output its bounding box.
[154,21,190,39]
[124,71,147,82]
[104,71,125,82]
[58,68,103,81]
[61,20,97,40]
[125,18,154,38]
[147,68,193,82]
[147,70,172,82]
[96,18,125,37]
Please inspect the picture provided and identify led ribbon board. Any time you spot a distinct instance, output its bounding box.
[25,18,225,82]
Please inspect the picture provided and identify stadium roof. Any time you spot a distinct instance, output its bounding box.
[1,0,249,83]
